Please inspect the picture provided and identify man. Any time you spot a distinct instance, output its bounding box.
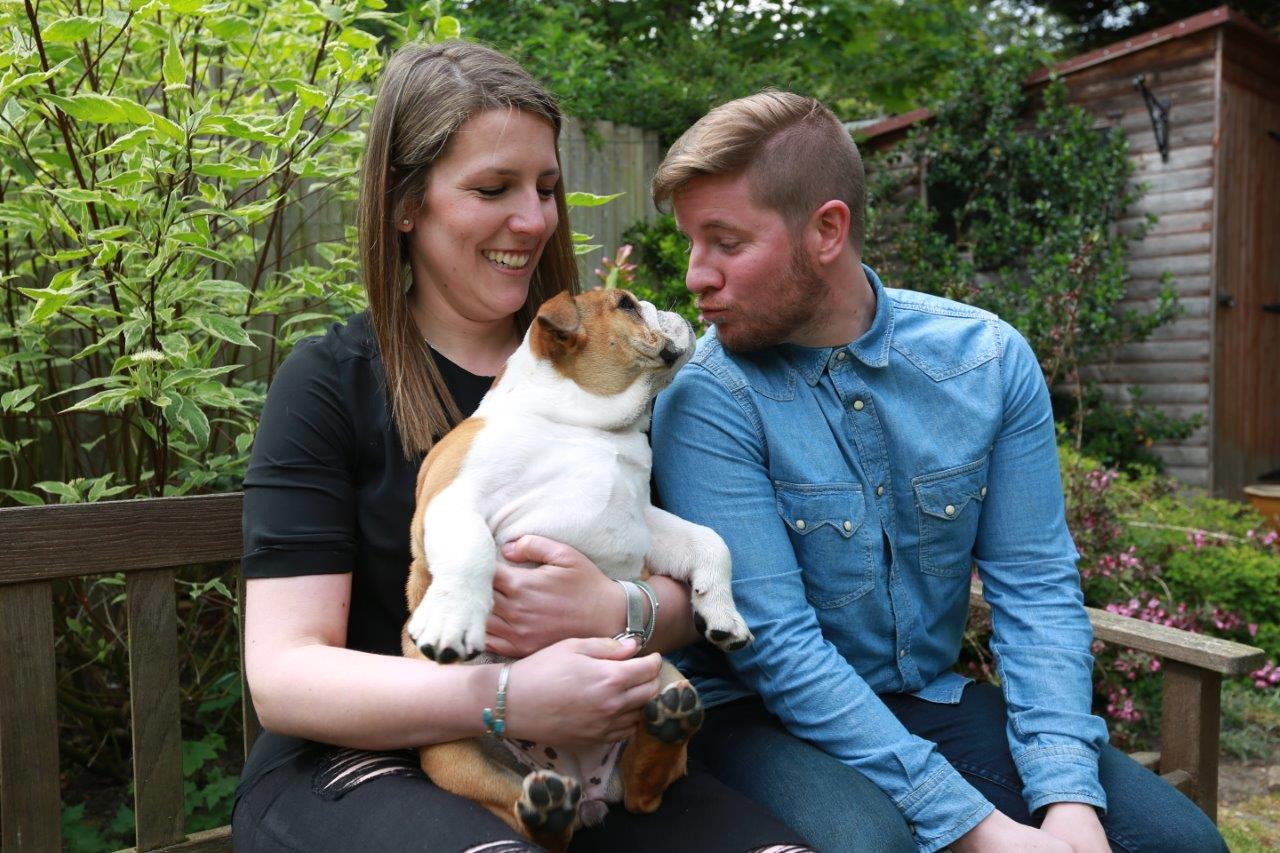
[649,92,1226,853]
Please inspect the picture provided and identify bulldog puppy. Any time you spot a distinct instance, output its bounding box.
[402,288,752,852]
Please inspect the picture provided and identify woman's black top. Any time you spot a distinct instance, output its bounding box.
[238,310,492,789]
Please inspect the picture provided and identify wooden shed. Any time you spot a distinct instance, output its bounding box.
[858,6,1280,498]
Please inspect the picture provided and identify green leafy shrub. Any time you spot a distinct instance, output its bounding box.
[1052,384,1202,474]
[1065,447,1277,745]
[462,0,1032,143]
[1,0,385,505]
[866,53,1179,451]
[1125,495,1280,659]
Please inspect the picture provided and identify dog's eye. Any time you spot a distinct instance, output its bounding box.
[617,294,639,314]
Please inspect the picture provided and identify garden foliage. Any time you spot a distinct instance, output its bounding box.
[865,53,1185,462]
[460,0,1043,144]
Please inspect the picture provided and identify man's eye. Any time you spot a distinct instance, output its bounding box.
[475,187,504,198]
[617,294,639,313]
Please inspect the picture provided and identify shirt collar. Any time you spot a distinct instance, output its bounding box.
[778,264,894,386]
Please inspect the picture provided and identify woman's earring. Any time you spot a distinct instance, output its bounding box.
[401,218,411,227]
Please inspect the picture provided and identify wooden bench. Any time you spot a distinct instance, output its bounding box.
[1,494,252,852]
[0,495,1267,850]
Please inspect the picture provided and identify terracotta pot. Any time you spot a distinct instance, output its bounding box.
[1244,484,1280,531]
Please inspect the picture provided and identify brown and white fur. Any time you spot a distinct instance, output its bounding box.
[402,289,752,851]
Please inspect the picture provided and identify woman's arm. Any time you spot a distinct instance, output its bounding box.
[245,573,663,750]
[485,535,699,658]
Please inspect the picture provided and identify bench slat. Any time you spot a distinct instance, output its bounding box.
[116,825,232,853]
[128,569,186,850]
[969,581,1265,674]
[0,582,61,852]
[0,493,243,584]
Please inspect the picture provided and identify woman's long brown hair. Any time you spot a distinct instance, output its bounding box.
[357,41,580,457]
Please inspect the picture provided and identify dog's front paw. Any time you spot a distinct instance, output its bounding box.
[644,679,703,743]
[516,770,580,840]
[406,588,488,663]
[692,601,753,652]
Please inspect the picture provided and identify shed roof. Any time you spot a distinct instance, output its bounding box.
[856,5,1280,144]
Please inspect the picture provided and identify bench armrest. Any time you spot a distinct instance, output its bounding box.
[968,580,1265,674]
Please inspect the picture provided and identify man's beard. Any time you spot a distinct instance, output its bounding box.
[717,242,829,353]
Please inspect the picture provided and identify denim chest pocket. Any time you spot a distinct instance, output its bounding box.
[774,482,873,608]
[913,457,989,578]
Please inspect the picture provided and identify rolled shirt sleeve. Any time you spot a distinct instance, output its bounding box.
[654,362,993,851]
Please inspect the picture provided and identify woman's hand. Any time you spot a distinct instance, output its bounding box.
[951,810,1072,853]
[486,535,625,657]
[503,636,662,747]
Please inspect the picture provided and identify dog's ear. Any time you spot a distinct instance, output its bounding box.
[533,292,583,351]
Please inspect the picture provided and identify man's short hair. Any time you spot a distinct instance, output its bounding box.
[652,91,866,252]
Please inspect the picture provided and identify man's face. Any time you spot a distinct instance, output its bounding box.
[673,171,828,352]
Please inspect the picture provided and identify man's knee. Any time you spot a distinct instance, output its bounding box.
[1099,746,1227,853]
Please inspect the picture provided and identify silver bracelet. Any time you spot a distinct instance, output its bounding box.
[633,579,659,648]
[613,579,659,651]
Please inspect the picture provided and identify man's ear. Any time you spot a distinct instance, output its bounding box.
[532,291,583,358]
[811,200,851,264]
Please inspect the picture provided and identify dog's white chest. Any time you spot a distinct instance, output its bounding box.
[472,421,653,577]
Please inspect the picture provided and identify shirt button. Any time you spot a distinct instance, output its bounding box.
[876,485,885,497]
[945,504,957,517]
[796,519,806,530]
[980,486,988,497]
[853,399,865,411]
[843,520,853,532]
[836,351,847,361]
[899,648,907,658]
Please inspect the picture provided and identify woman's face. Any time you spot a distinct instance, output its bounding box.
[403,108,561,328]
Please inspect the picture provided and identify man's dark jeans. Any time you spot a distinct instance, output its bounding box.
[690,683,1227,852]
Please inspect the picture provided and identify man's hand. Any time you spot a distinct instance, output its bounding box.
[1040,802,1109,853]
[485,535,624,658]
[950,810,1072,853]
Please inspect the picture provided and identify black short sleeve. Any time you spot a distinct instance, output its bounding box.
[242,334,358,578]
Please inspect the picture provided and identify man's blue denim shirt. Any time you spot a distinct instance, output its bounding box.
[651,266,1110,852]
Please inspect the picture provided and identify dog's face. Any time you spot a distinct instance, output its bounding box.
[530,289,694,397]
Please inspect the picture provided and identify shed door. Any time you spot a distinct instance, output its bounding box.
[1213,80,1280,498]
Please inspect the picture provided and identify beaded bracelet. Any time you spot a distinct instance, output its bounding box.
[482,662,511,737]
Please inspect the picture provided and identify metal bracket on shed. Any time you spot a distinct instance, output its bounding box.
[1134,75,1170,163]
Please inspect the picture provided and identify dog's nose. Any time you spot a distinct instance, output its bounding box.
[660,345,680,366]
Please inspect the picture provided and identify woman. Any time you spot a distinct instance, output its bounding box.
[232,40,810,852]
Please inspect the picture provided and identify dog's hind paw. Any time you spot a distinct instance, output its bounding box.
[692,605,754,652]
[643,679,703,744]
[516,770,580,840]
